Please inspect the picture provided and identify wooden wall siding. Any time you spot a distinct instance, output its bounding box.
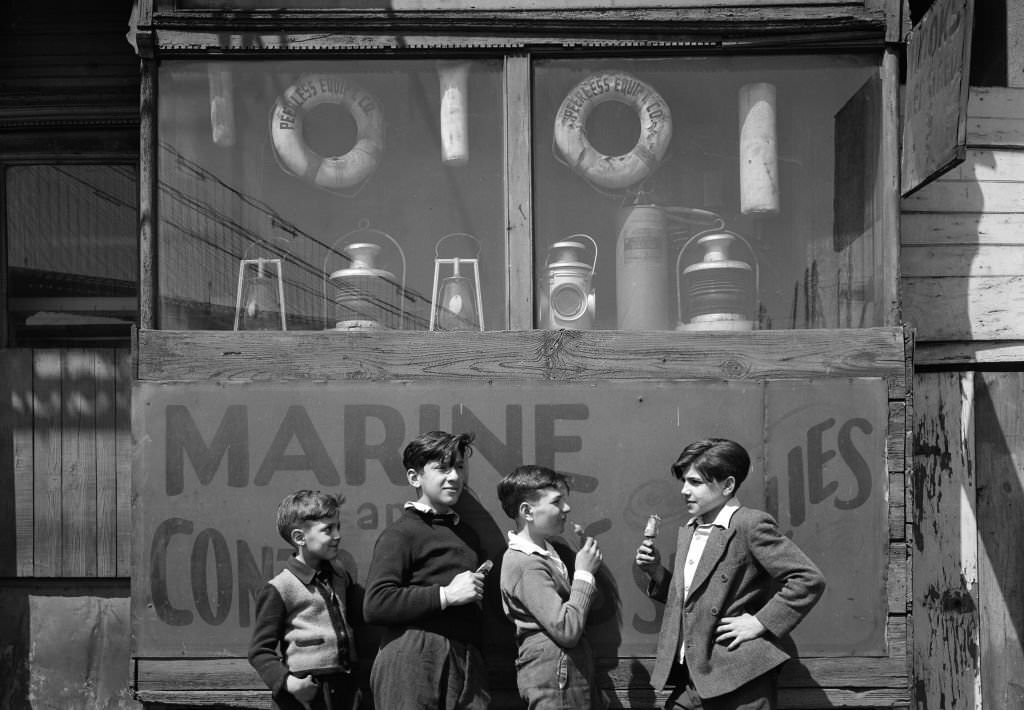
[911,372,979,710]
[0,349,132,578]
[133,328,911,708]
[901,87,1024,346]
[912,371,1024,710]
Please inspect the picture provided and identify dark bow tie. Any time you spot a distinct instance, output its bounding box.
[423,511,458,525]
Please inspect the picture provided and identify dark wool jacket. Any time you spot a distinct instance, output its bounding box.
[249,556,359,705]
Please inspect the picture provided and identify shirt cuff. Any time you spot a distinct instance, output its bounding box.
[574,570,596,586]
[439,585,449,610]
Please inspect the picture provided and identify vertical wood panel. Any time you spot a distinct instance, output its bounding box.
[911,372,979,710]
[0,350,34,576]
[975,372,1024,710]
[61,350,98,576]
[95,350,119,577]
[33,350,62,576]
[504,54,533,330]
[115,348,133,576]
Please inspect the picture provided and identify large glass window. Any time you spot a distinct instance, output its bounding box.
[534,54,882,331]
[157,59,505,331]
[156,52,886,332]
[5,164,138,346]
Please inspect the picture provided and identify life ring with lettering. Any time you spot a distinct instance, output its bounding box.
[271,75,385,192]
[553,71,672,191]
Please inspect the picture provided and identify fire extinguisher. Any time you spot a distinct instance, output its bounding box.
[616,201,670,330]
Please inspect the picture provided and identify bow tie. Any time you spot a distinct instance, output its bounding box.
[424,511,458,525]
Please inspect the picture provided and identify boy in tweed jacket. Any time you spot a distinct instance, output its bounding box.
[635,439,825,710]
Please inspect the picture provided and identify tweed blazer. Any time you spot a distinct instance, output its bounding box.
[647,506,825,699]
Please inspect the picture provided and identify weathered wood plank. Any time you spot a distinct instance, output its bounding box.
[888,541,908,615]
[115,348,133,576]
[1011,2,1024,90]
[902,275,1024,342]
[966,87,1024,148]
[902,244,1024,277]
[915,340,1024,367]
[5,351,35,577]
[901,211,1024,246]
[0,351,33,575]
[901,179,1024,213]
[889,469,905,542]
[943,148,1024,181]
[911,372,979,710]
[61,350,98,577]
[888,400,906,466]
[33,350,62,577]
[505,54,532,331]
[95,350,118,577]
[135,328,908,391]
[975,372,1024,710]
[878,49,902,326]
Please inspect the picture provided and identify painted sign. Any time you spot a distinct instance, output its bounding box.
[132,378,887,662]
[901,0,974,196]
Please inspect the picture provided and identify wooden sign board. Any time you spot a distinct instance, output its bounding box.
[132,378,888,663]
[901,0,974,197]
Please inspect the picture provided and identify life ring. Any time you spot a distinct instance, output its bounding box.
[271,75,385,191]
[553,71,672,191]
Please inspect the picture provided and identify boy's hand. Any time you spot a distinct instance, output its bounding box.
[286,674,319,709]
[575,537,603,575]
[715,613,766,650]
[443,569,485,606]
[634,539,662,572]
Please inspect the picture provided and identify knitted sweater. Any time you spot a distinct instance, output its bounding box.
[363,507,484,646]
[499,544,596,649]
[249,557,358,701]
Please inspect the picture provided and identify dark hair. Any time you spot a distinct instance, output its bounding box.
[403,430,475,472]
[496,465,569,520]
[276,490,344,546]
[671,438,750,491]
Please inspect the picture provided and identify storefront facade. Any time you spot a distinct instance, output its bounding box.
[126,1,910,707]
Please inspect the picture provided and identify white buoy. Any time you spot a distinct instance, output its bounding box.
[438,61,471,166]
[738,82,779,215]
[208,64,235,147]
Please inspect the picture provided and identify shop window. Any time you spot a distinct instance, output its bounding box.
[157,60,504,331]
[5,164,138,347]
[155,53,886,332]
[533,54,881,331]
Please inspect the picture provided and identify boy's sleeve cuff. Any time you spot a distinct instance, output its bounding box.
[573,570,596,586]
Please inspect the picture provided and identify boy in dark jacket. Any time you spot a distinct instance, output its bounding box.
[249,490,359,710]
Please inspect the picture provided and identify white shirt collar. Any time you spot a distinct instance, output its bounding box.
[506,531,558,558]
[687,498,741,528]
[404,500,460,525]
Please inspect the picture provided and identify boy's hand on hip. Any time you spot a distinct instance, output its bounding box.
[575,537,603,575]
[443,569,485,606]
[715,613,766,650]
[286,674,319,708]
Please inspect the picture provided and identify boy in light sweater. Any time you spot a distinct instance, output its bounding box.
[249,490,360,710]
[497,465,605,710]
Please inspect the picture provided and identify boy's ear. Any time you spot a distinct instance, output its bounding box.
[724,476,737,496]
[290,527,306,547]
[406,467,421,489]
[519,500,533,521]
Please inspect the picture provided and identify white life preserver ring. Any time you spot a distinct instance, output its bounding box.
[553,72,672,191]
[271,75,385,191]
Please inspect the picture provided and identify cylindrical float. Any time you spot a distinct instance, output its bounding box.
[208,64,235,147]
[738,82,779,215]
[438,61,471,166]
[676,232,756,331]
[616,204,670,330]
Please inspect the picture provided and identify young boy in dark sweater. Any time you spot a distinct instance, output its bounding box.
[363,430,491,710]
[249,490,360,710]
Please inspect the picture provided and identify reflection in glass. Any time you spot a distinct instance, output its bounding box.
[156,59,504,331]
[535,55,882,330]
